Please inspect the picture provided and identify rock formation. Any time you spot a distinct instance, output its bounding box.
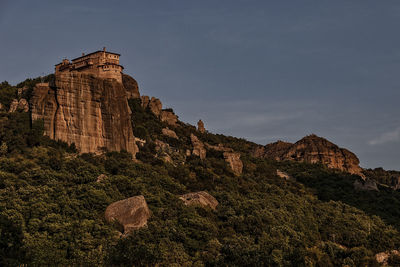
[122,74,140,99]
[9,98,29,113]
[197,119,205,133]
[179,191,219,210]
[375,250,400,266]
[190,134,206,160]
[353,178,378,191]
[30,74,138,155]
[148,97,162,117]
[162,128,178,139]
[105,195,151,234]
[140,95,150,109]
[223,152,243,175]
[276,169,292,181]
[160,110,178,126]
[253,134,363,177]
[9,99,19,113]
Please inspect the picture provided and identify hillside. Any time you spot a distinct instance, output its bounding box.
[1,75,400,266]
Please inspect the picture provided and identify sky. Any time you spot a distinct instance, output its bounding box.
[0,0,399,170]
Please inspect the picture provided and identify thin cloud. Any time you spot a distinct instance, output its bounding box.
[369,127,400,145]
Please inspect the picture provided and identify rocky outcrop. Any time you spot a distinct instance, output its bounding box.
[253,135,363,177]
[30,74,138,155]
[162,128,178,139]
[253,140,292,159]
[122,74,140,99]
[223,152,243,175]
[190,134,206,160]
[149,97,162,117]
[140,95,150,109]
[154,139,175,164]
[9,99,18,112]
[96,174,108,183]
[391,176,400,190]
[197,120,205,133]
[105,195,151,234]
[9,98,29,113]
[160,110,178,126]
[353,178,378,191]
[276,169,292,180]
[375,250,400,266]
[179,191,218,210]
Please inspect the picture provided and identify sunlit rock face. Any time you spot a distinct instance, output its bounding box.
[105,195,151,234]
[254,134,363,177]
[30,73,138,156]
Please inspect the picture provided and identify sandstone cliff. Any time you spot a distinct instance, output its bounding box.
[31,73,138,155]
[254,134,363,176]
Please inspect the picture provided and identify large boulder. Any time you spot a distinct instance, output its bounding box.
[105,195,151,234]
[253,134,364,177]
[179,191,218,210]
[162,128,178,139]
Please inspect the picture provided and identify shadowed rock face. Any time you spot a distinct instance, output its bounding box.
[105,195,151,234]
[254,134,363,176]
[122,74,140,99]
[179,191,218,210]
[30,73,138,156]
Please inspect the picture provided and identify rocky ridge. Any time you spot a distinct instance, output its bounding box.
[253,134,364,177]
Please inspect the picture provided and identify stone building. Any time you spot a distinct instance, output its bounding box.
[55,47,124,83]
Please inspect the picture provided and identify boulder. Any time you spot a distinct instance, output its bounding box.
[162,128,178,139]
[160,110,178,126]
[105,195,151,234]
[375,250,400,266]
[276,169,291,180]
[179,191,218,210]
[353,178,379,191]
[223,152,243,175]
[253,135,364,177]
[30,74,138,156]
[96,174,108,183]
[122,74,140,99]
[190,134,206,160]
[197,119,206,133]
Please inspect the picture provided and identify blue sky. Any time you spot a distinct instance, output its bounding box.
[1,0,399,169]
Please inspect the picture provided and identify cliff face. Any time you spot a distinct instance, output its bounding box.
[31,73,138,155]
[254,134,363,176]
